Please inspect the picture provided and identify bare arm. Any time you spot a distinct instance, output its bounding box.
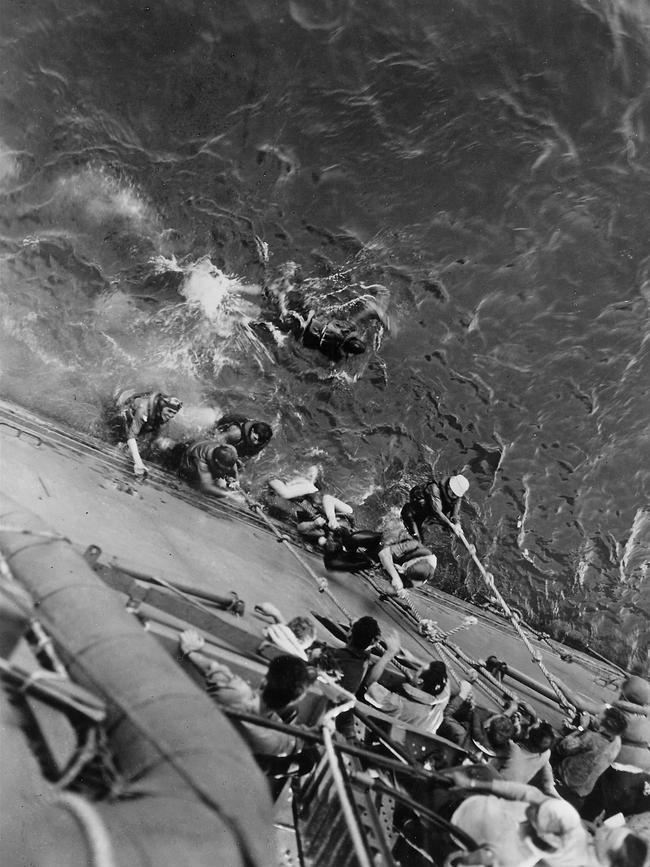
[196,464,243,502]
[444,768,548,804]
[268,478,317,499]
[364,629,401,688]
[296,516,326,535]
[321,494,354,529]
[378,547,404,593]
[423,482,443,516]
[126,437,147,476]
[179,629,215,676]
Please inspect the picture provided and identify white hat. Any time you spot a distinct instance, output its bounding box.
[532,799,582,850]
[449,475,469,497]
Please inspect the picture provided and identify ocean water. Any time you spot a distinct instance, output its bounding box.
[1,0,649,666]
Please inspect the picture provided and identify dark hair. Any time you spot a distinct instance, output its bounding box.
[250,421,273,445]
[262,655,313,710]
[212,444,239,469]
[610,833,648,867]
[526,721,556,752]
[349,616,380,650]
[601,706,627,736]
[487,715,515,746]
[420,661,448,696]
[486,655,509,678]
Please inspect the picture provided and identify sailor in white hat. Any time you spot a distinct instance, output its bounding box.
[401,473,470,542]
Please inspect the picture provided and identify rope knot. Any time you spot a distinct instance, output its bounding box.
[418,619,439,639]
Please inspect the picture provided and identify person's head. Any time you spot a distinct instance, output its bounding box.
[599,706,628,737]
[210,444,240,478]
[158,395,183,423]
[619,675,650,706]
[349,616,381,651]
[447,474,469,499]
[261,655,314,711]
[419,661,448,697]
[404,555,437,586]
[249,421,273,447]
[594,826,648,867]
[342,335,366,356]
[525,798,582,852]
[486,714,515,748]
[287,616,316,650]
[485,655,508,679]
[525,721,556,753]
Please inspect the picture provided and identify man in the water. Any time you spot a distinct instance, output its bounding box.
[112,388,183,478]
[378,517,438,596]
[294,312,366,362]
[262,261,390,362]
[401,473,470,543]
[168,439,244,502]
[212,413,273,459]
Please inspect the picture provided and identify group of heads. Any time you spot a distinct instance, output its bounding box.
[523,798,647,867]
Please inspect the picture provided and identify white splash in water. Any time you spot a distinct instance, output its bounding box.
[620,507,650,584]
[177,257,260,328]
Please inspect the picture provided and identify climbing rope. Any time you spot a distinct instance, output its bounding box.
[385,582,512,709]
[243,494,354,625]
[441,518,575,716]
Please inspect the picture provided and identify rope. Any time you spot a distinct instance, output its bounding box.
[51,792,116,867]
[243,494,354,625]
[357,568,517,710]
[442,517,575,715]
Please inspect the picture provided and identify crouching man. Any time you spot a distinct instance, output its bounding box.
[178,629,318,770]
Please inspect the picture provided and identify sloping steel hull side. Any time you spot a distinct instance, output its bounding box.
[0,494,274,867]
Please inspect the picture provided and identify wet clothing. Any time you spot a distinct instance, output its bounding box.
[323,528,382,573]
[556,728,622,798]
[402,477,462,539]
[173,440,239,484]
[297,313,365,362]
[214,414,271,459]
[380,527,434,587]
[113,389,181,442]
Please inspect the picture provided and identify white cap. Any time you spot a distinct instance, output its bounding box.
[533,799,581,849]
[449,475,469,497]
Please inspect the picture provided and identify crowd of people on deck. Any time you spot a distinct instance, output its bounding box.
[109,387,650,865]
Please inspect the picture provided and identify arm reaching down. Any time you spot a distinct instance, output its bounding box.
[378,547,405,594]
[321,494,354,529]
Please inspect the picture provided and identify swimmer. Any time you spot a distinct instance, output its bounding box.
[111,388,183,478]
[168,439,244,502]
[401,473,470,542]
[212,413,273,459]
